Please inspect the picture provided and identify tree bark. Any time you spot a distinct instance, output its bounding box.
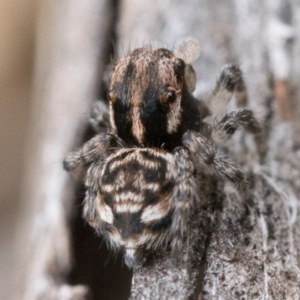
[15,1,114,299]
[118,0,300,299]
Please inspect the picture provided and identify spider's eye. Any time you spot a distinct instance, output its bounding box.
[166,91,176,103]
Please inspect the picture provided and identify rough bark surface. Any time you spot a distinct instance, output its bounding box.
[118,0,300,299]
[16,0,300,299]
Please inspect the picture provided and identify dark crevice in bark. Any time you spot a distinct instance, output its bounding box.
[68,179,132,300]
[263,73,275,142]
[67,1,133,299]
[193,263,206,299]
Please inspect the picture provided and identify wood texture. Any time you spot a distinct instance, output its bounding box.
[117,0,300,298]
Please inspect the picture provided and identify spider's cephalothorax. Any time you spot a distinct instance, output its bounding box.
[64,38,266,268]
[109,46,203,150]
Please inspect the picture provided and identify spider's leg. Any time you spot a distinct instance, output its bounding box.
[206,64,248,115]
[63,132,112,171]
[89,100,110,133]
[212,109,267,156]
[183,131,250,200]
[169,148,200,257]
[83,178,101,228]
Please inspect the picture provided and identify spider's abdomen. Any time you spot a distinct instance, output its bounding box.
[82,147,198,267]
[96,148,179,265]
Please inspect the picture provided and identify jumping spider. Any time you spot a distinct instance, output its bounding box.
[64,38,265,268]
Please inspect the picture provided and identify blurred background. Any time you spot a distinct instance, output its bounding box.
[0,0,37,299]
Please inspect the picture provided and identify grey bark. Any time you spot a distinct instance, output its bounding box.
[15,0,300,299]
[14,1,113,299]
[119,0,300,299]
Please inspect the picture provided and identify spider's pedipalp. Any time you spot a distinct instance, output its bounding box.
[184,64,197,93]
[174,37,201,64]
[183,130,250,200]
[206,64,248,115]
[174,38,201,93]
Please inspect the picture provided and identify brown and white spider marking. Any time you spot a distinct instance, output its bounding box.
[64,38,266,268]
